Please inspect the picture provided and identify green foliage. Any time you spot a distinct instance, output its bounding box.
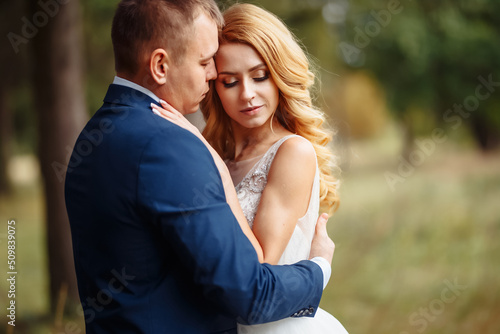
[4,0,500,153]
[339,0,500,148]
[82,0,120,115]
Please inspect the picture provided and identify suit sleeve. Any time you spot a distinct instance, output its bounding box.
[137,125,324,324]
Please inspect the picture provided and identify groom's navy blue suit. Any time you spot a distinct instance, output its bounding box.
[65,84,323,333]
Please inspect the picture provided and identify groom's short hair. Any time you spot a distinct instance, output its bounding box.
[112,0,223,76]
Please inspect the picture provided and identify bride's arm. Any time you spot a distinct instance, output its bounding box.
[175,123,318,265]
[251,136,318,265]
[151,101,264,263]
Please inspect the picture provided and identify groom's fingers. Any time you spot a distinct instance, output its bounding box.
[315,213,332,242]
[309,213,335,264]
[316,213,329,234]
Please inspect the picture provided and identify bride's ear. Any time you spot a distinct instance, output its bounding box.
[150,48,169,85]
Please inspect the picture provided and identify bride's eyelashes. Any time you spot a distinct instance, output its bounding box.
[223,79,238,88]
[252,70,270,83]
[254,73,269,82]
[221,72,270,88]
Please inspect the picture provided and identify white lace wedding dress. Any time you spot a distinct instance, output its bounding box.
[227,135,348,334]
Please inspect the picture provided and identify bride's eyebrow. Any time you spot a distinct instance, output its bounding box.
[218,63,266,76]
[250,63,267,71]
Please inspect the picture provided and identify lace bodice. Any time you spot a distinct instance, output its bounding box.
[228,135,320,265]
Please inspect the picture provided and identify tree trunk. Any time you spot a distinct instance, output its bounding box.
[30,0,87,311]
[400,112,415,161]
[0,85,12,194]
[0,0,19,196]
[470,115,500,152]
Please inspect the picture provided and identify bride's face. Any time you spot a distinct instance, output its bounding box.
[214,43,279,131]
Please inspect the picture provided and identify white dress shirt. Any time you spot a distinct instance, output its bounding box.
[113,76,160,103]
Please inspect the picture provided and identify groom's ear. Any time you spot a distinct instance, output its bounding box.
[149,48,169,85]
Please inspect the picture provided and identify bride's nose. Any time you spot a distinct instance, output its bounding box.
[240,80,256,101]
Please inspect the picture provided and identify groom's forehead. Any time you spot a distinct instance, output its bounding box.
[189,13,219,59]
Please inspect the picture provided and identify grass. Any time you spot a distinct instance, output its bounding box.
[0,131,499,333]
[0,180,49,333]
[322,134,500,334]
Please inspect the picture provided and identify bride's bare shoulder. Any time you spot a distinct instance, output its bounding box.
[269,136,316,179]
[277,136,316,161]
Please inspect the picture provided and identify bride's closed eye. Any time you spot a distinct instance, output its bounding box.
[222,78,238,88]
[254,73,269,82]
[253,69,269,82]
[220,71,270,88]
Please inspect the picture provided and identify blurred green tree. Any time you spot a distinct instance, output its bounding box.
[82,0,119,113]
[338,0,500,151]
[30,0,87,311]
[0,0,29,194]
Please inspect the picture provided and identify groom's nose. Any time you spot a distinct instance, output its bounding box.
[207,59,217,81]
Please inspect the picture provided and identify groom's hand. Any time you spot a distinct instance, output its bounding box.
[309,213,335,265]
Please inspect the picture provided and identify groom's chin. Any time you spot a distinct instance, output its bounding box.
[183,104,202,115]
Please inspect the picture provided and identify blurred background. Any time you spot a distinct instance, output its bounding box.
[0,0,499,333]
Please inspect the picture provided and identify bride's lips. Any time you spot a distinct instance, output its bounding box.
[240,105,262,116]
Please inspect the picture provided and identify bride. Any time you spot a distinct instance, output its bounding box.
[152,3,348,333]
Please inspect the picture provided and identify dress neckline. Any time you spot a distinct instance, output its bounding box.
[228,154,264,165]
[231,134,299,189]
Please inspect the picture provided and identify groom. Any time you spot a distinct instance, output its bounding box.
[65,0,335,333]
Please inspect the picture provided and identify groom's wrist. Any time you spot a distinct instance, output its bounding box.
[310,257,331,290]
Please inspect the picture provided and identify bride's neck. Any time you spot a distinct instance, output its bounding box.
[231,120,289,161]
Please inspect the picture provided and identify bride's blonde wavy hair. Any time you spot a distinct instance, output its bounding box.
[201,3,340,214]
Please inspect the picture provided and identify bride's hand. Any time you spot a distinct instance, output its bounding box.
[151,100,202,138]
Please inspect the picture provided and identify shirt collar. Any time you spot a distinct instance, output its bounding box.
[112,76,161,103]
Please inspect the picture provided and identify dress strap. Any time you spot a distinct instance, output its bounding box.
[252,134,305,176]
[264,134,302,158]
[233,134,304,190]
